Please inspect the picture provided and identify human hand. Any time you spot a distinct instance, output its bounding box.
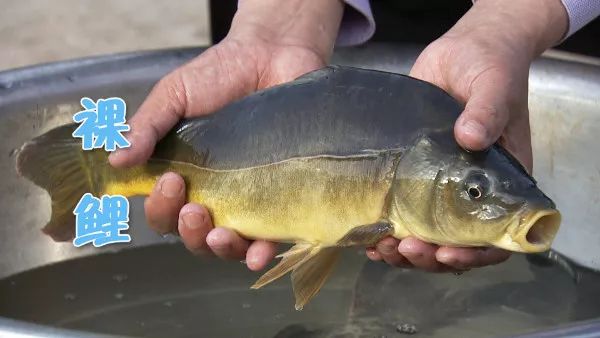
[108,0,344,271]
[367,0,568,272]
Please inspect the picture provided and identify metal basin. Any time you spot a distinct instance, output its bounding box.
[0,44,599,337]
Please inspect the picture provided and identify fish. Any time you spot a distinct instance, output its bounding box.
[15,65,561,310]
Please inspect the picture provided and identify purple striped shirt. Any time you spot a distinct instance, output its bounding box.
[561,0,600,37]
[339,0,600,46]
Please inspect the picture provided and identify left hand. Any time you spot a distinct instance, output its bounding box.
[366,0,568,272]
[110,0,344,271]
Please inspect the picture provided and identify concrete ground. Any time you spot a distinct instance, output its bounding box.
[0,0,211,71]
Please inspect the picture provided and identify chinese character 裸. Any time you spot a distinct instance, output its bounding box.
[72,97,131,151]
[73,193,131,247]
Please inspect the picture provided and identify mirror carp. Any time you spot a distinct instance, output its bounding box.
[16,66,561,310]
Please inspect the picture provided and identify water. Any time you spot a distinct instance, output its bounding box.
[112,273,129,283]
[0,243,598,338]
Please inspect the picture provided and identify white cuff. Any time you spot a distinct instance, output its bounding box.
[560,0,600,38]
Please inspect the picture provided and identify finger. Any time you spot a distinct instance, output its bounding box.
[454,69,512,151]
[245,240,278,271]
[206,227,250,260]
[398,237,447,272]
[376,237,412,267]
[108,70,189,168]
[501,113,533,172]
[436,246,511,270]
[178,203,214,255]
[109,46,255,168]
[366,247,383,261]
[144,172,185,234]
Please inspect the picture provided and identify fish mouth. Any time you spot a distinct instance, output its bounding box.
[514,209,561,252]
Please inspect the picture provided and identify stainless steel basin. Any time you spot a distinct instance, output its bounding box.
[0,44,599,337]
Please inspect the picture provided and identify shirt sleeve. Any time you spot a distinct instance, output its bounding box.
[560,0,600,38]
[336,0,376,47]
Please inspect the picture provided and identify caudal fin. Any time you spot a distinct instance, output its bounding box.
[16,123,109,241]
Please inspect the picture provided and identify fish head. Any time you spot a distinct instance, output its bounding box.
[390,135,561,253]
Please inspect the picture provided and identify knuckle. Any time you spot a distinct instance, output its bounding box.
[161,72,189,114]
[465,102,508,127]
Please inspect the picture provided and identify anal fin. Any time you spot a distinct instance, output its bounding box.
[250,222,393,310]
[251,243,314,289]
[291,247,340,310]
[250,243,340,311]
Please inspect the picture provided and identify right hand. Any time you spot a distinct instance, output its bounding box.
[107,0,344,271]
[365,0,568,272]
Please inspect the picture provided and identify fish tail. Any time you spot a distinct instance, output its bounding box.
[15,123,155,241]
[251,244,341,310]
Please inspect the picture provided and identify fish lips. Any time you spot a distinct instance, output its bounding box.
[494,208,562,253]
[517,208,562,252]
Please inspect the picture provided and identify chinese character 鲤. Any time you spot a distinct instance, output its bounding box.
[73,193,131,247]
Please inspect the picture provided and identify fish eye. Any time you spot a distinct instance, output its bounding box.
[464,171,490,200]
[467,185,482,199]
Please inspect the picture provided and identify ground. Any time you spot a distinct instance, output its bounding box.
[0,0,210,71]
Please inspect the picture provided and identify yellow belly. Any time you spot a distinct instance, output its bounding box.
[104,154,397,246]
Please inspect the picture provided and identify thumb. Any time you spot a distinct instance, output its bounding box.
[454,70,515,151]
[109,46,257,168]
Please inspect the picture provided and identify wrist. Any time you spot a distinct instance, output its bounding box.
[448,0,568,60]
[230,0,344,61]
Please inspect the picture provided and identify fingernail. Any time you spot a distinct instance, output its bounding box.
[108,149,126,162]
[158,173,183,198]
[462,120,488,140]
[397,239,421,255]
[436,252,456,265]
[365,248,381,261]
[206,229,228,249]
[180,212,204,230]
[246,254,259,267]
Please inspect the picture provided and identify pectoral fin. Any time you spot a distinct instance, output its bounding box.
[336,222,394,246]
[251,243,340,310]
